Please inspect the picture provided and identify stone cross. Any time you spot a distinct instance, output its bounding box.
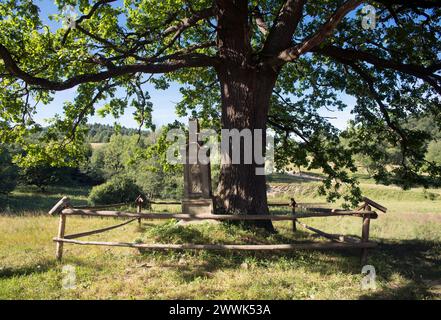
[181,119,214,217]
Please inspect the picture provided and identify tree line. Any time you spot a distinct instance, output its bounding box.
[1,116,440,202]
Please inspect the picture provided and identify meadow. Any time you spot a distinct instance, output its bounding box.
[0,175,440,300]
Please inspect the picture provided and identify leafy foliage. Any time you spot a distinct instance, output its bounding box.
[86,123,148,143]
[18,162,59,192]
[91,131,184,199]
[88,174,142,205]
[0,0,440,206]
[0,145,18,194]
[342,115,441,189]
[427,141,441,166]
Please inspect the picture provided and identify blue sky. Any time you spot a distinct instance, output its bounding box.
[34,0,187,128]
[32,0,355,130]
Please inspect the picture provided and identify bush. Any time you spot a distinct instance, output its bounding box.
[159,174,184,199]
[426,140,441,165]
[0,146,18,194]
[88,175,143,205]
[88,133,185,199]
[132,169,183,200]
[78,148,105,185]
[19,163,59,192]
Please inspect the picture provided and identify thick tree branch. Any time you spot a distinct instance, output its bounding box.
[253,6,269,36]
[266,0,362,67]
[162,7,215,37]
[0,44,217,91]
[313,45,441,94]
[216,0,251,61]
[155,41,217,62]
[150,7,215,60]
[262,0,306,56]
[347,62,411,167]
[373,0,440,9]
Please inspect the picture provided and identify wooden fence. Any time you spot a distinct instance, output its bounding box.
[49,196,386,265]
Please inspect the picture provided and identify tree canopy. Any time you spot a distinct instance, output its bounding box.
[0,0,440,206]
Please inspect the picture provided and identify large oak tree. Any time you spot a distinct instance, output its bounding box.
[0,0,440,230]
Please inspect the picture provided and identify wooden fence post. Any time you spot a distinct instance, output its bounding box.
[361,204,371,265]
[56,214,67,261]
[49,197,71,261]
[290,198,297,233]
[49,196,70,215]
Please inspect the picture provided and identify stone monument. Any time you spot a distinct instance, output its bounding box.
[180,119,215,222]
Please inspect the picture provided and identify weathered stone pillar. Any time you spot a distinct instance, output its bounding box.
[180,119,216,224]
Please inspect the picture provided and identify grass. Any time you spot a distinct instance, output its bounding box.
[0,185,89,214]
[0,178,440,300]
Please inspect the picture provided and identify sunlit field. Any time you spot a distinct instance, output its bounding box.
[1,177,440,300]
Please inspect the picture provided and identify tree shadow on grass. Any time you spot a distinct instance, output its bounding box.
[0,194,67,214]
[0,185,90,214]
[138,222,440,298]
[178,240,440,298]
[0,259,58,279]
[0,255,112,281]
[359,239,441,299]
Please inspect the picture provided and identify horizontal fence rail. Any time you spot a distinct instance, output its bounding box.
[53,238,378,250]
[61,208,378,220]
[64,218,138,240]
[72,203,131,210]
[90,200,327,207]
[148,200,181,205]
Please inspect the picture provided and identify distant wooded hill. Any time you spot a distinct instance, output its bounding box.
[86,123,148,143]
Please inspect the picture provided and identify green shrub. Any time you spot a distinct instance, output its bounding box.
[19,163,59,192]
[88,175,143,205]
[130,167,183,200]
[88,133,185,200]
[79,147,105,185]
[426,140,441,165]
[0,146,18,194]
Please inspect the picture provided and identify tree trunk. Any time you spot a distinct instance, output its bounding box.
[216,65,278,232]
[214,0,279,232]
